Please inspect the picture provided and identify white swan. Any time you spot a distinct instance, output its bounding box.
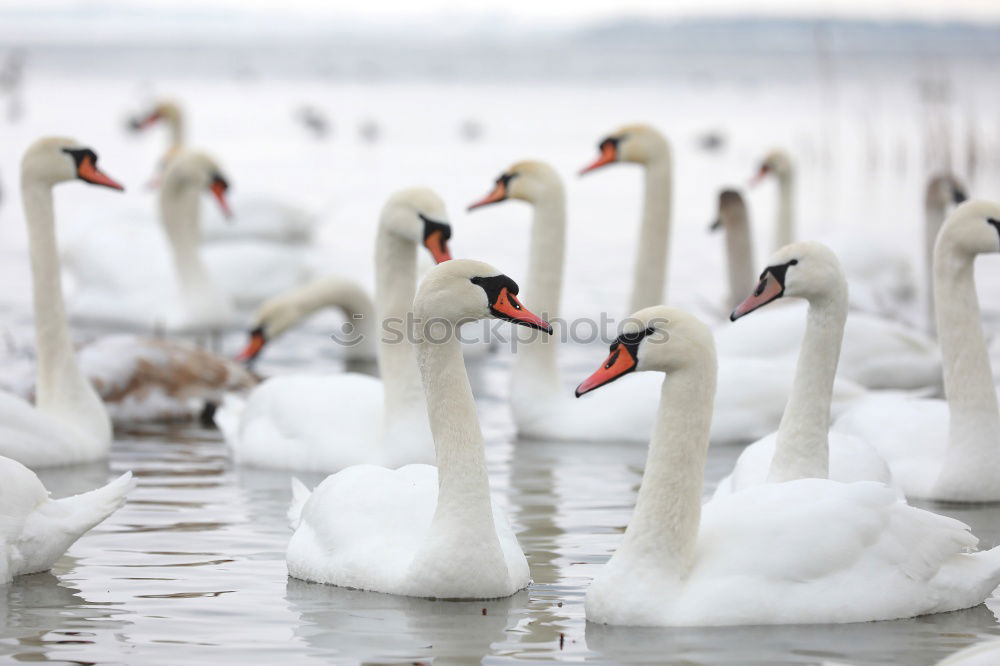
[65,151,313,331]
[709,189,755,312]
[2,137,119,467]
[286,259,543,599]
[835,200,1000,502]
[714,242,892,496]
[216,188,453,471]
[753,148,918,318]
[129,98,315,244]
[580,123,672,314]
[235,274,378,364]
[467,161,863,444]
[1,456,133,584]
[576,306,1000,627]
[924,173,967,329]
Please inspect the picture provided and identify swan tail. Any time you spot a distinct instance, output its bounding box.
[932,544,1000,612]
[50,471,135,534]
[213,393,246,445]
[287,478,311,530]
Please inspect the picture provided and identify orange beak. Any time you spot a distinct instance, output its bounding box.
[424,230,452,264]
[235,329,266,363]
[576,344,637,397]
[580,141,618,175]
[730,272,785,321]
[490,287,552,333]
[78,154,125,191]
[749,164,770,187]
[467,180,508,211]
[210,179,233,219]
[129,111,161,131]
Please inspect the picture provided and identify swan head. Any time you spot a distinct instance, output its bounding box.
[129,99,183,131]
[751,149,793,185]
[414,259,551,333]
[576,306,714,397]
[579,123,669,174]
[925,173,967,209]
[380,187,453,263]
[21,137,124,191]
[467,160,563,210]
[161,150,232,218]
[237,293,306,363]
[936,200,1000,257]
[709,189,747,232]
[730,241,843,320]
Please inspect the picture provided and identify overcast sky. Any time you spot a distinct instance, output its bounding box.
[7,0,1000,23]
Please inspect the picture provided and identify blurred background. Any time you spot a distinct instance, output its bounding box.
[1,0,999,330]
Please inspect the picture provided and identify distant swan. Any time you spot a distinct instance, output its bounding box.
[468,160,863,444]
[216,188,453,471]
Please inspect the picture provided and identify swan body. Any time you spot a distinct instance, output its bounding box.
[13,335,257,425]
[468,161,862,444]
[714,242,892,496]
[835,200,1000,502]
[219,188,453,471]
[130,99,314,245]
[1,456,133,584]
[2,137,123,467]
[78,335,256,423]
[287,260,543,599]
[577,306,1000,627]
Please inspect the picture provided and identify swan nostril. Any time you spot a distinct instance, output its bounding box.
[754,278,768,297]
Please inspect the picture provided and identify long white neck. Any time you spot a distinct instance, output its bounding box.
[166,115,185,152]
[775,173,795,250]
[21,181,111,444]
[933,238,1000,489]
[723,216,755,312]
[629,155,672,314]
[374,230,427,431]
[619,361,715,574]
[511,188,565,393]
[767,287,847,483]
[924,198,946,331]
[299,276,376,358]
[159,180,227,322]
[409,328,507,586]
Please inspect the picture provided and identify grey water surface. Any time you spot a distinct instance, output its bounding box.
[3,343,1000,665]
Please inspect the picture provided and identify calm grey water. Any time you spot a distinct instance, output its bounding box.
[3,343,1000,665]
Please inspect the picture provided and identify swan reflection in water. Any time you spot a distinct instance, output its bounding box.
[1,572,132,662]
[285,578,528,665]
[586,602,1000,665]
